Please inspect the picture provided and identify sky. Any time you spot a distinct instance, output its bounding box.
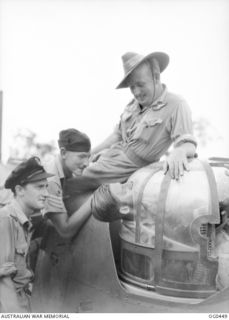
[1,0,229,162]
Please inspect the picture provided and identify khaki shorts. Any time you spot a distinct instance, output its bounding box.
[83,145,139,184]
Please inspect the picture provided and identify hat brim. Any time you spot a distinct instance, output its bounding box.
[26,172,54,183]
[116,51,169,89]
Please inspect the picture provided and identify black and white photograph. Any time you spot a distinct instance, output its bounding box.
[0,0,229,317]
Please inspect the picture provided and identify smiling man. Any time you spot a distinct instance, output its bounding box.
[84,51,197,183]
[0,157,53,312]
[43,128,93,238]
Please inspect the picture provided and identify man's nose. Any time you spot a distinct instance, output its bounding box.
[134,87,142,97]
[83,157,90,168]
[43,188,49,197]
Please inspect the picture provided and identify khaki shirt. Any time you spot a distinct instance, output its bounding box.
[43,155,67,215]
[0,200,33,312]
[115,85,197,165]
[83,85,197,183]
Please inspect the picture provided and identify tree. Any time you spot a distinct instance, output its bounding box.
[7,128,57,164]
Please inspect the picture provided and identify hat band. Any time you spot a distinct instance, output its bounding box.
[58,140,91,152]
[20,169,45,184]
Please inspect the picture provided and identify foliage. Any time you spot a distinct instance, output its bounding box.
[193,117,222,148]
[7,128,57,164]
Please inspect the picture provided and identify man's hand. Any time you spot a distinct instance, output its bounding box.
[0,262,17,277]
[163,147,190,180]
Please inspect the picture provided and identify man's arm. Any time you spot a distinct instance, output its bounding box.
[46,195,92,238]
[0,216,21,312]
[165,99,197,180]
[163,142,196,180]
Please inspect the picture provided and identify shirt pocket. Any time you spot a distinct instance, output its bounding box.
[132,117,163,142]
[14,242,28,272]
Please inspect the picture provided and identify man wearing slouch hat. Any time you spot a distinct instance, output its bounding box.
[43,128,95,238]
[0,157,53,312]
[83,51,197,183]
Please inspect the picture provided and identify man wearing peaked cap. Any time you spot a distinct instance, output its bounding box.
[4,156,54,190]
[0,157,53,312]
[83,51,197,182]
[41,128,95,239]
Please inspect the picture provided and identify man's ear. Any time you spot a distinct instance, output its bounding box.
[60,147,67,158]
[15,184,25,196]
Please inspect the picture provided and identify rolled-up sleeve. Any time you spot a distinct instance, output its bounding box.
[43,181,67,215]
[168,100,197,147]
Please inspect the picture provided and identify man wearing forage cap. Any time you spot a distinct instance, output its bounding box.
[0,157,53,312]
[42,128,95,238]
[83,51,197,182]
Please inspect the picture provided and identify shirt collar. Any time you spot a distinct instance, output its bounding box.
[137,84,167,112]
[10,199,30,227]
[55,154,65,179]
[150,84,167,110]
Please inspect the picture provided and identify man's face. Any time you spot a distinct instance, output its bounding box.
[109,181,133,206]
[62,150,90,176]
[128,63,156,108]
[20,179,49,212]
